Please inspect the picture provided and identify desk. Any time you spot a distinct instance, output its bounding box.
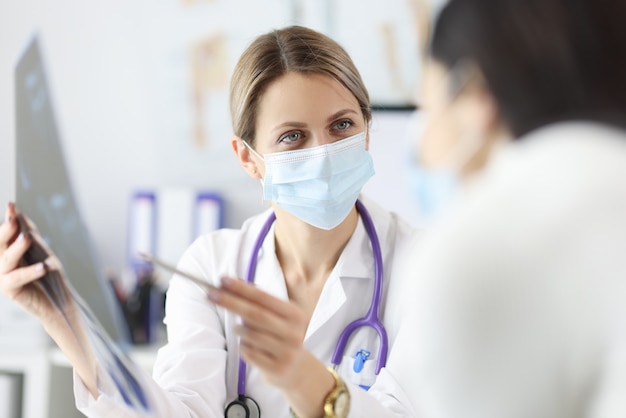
[0,344,160,418]
[0,348,50,418]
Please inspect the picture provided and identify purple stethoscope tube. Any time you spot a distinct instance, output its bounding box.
[237,199,387,397]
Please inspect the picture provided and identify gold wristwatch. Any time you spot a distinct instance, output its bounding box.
[323,367,350,418]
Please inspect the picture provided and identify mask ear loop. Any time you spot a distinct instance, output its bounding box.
[242,140,267,205]
[440,60,489,173]
[447,60,478,97]
[241,139,264,162]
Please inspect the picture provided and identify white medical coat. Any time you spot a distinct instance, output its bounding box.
[397,122,626,418]
[74,196,420,417]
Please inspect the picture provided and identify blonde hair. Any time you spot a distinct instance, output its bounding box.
[229,25,371,147]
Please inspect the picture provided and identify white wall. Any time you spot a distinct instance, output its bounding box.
[365,109,422,226]
[1,0,423,279]
[0,0,273,274]
[1,0,158,271]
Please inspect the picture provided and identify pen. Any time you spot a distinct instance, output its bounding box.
[137,252,217,293]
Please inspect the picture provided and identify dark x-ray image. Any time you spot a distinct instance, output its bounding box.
[15,35,129,344]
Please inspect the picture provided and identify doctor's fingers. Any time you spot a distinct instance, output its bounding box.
[0,231,33,274]
[237,326,306,381]
[0,262,47,298]
[0,203,19,251]
[214,290,306,342]
[218,276,296,318]
[237,308,306,347]
[236,324,302,358]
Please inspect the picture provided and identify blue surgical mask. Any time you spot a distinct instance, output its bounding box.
[244,132,374,230]
[407,114,484,224]
[408,162,457,222]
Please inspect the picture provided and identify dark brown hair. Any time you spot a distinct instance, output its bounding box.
[430,0,626,137]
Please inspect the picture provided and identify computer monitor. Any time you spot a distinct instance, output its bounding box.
[14,34,130,344]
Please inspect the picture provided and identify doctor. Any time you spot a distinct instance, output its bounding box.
[0,26,419,417]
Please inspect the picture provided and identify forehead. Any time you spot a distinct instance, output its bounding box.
[255,72,361,132]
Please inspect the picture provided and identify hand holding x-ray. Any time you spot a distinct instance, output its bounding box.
[0,203,152,411]
[0,203,71,325]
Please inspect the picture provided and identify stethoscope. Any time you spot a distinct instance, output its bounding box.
[224,199,388,418]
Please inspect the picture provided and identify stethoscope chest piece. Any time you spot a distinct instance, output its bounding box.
[225,395,261,418]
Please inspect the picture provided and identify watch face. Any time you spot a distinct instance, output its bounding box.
[334,392,350,417]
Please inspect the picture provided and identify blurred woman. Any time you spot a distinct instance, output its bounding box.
[396,0,626,416]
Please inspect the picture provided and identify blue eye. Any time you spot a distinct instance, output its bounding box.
[334,119,353,131]
[278,131,302,144]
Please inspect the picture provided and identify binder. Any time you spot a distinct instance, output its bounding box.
[193,192,223,239]
[155,188,194,268]
[132,189,222,272]
[153,189,223,272]
[128,191,157,274]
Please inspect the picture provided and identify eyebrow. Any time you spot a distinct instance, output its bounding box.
[270,109,360,133]
[327,109,360,123]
